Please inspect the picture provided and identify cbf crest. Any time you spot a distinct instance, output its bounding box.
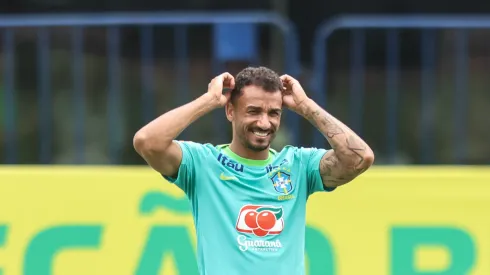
[270,171,294,195]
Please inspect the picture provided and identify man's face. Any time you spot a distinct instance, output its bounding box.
[227,85,283,152]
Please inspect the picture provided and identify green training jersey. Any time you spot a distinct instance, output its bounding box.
[163,141,334,275]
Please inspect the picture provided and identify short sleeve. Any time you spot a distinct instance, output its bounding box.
[162,140,205,195]
[302,147,336,196]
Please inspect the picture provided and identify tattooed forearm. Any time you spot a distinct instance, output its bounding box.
[346,135,367,167]
[299,99,375,187]
[308,107,366,166]
[308,109,344,139]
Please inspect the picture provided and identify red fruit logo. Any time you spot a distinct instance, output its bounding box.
[236,205,284,237]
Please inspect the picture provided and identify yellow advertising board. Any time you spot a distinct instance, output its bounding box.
[0,166,489,275]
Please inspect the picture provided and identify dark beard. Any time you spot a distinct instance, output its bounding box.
[245,141,269,152]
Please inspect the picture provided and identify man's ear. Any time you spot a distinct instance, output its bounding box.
[225,101,234,122]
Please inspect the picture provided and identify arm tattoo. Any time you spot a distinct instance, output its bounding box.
[346,135,367,167]
[306,107,372,186]
[319,153,337,177]
[319,153,349,185]
[309,109,345,138]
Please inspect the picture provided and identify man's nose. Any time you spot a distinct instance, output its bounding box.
[256,114,271,129]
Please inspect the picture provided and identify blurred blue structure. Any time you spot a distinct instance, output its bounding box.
[2,13,488,165]
[0,12,301,164]
[310,15,490,164]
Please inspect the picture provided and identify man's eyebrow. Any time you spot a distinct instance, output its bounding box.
[246,105,261,109]
[245,106,282,113]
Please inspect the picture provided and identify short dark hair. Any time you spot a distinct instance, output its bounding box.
[230,66,283,104]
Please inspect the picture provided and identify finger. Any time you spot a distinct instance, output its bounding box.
[209,75,222,89]
[280,74,293,83]
[283,74,300,87]
[223,90,232,101]
[209,73,228,90]
[221,72,235,88]
[280,75,295,90]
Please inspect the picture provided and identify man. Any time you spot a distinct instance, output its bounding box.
[133,67,374,274]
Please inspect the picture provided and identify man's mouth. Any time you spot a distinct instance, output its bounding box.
[252,130,271,138]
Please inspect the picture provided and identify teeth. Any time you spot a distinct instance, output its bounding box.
[253,131,268,137]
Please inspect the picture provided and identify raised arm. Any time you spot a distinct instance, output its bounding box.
[133,73,235,177]
[300,99,374,187]
[280,75,374,188]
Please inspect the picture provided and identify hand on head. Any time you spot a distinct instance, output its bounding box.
[206,71,310,112]
[207,72,235,107]
[280,74,309,112]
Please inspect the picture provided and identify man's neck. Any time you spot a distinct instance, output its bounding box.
[229,141,269,160]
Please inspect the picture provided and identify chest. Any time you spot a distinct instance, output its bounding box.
[192,154,308,241]
[201,154,305,204]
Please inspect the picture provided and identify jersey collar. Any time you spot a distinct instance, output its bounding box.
[218,144,275,167]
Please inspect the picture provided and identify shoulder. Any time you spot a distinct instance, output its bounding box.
[174,140,220,157]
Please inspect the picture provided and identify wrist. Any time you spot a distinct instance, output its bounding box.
[296,97,317,117]
[199,93,221,111]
